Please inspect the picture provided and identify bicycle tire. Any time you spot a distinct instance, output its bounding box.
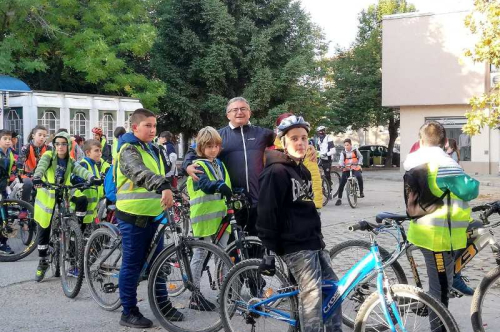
[330,170,341,198]
[148,239,234,332]
[59,216,85,298]
[354,284,460,332]
[50,241,61,278]
[347,178,358,208]
[0,199,37,262]
[322,175,331,207]
[471,264,500,332]
[329,240,408,329]
[84,227,122,311]
[224,236,286,273]
[220,259,299,332]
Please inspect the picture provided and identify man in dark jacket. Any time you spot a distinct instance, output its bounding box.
[183,97,274,235]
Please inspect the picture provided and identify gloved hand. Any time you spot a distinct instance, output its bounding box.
[218,183,232,201]
[33,177,44,188]
[321,153,327,158]
[90,176,103,186]
[258,255,276,277]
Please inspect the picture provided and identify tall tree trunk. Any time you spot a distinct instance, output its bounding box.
[385,111,400,168]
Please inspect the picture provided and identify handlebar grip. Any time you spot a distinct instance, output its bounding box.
[349,220,371,232]
[348,223,362,232]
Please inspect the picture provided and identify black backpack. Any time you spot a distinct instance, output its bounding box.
[403,163,449,219]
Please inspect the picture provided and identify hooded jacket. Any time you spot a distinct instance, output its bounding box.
[256,150,324,256]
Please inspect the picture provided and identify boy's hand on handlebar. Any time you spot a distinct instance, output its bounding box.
[90,176,103,186]
[218,184,232,201]
[33,177,43,188]
[161,189,174,210]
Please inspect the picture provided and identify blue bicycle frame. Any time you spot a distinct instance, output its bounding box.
[246,242,407,332]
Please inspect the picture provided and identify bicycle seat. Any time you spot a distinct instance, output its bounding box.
[375,212,409,224]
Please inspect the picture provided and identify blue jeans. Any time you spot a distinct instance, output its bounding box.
[118,218,166,315]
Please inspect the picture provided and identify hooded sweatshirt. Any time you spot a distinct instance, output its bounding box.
[256,150,324,256]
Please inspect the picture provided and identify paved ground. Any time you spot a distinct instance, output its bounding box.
[1,169,500,331]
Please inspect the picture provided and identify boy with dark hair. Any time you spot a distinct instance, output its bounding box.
[115,108,183,328]
[32,131,101,281]
[113,126,127,160]
[335,138,364,206]
[0,130,16,254]
[257,115,342,332]
[403,121,479,328]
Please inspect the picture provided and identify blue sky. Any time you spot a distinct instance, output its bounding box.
[300,0,473,54]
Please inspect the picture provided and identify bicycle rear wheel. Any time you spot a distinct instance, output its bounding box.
[330,170,341,198]
[148,239,234,332]
[220,259,299,332]
[347,179,358,208]
[59,217,85,298]
[84,227,122,311]
[0,199,36,262]
[471,265,500,332]
[322,175,331,207]
[355,284,459,332]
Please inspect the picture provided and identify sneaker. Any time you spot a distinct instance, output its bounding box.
[161,302,185,321]
[451,273,474,296]
[335,199,342,206]
[67,266,79,278]
[189,292,216,311]
[359,193,365,198]
[0,243,14,255]
[119,307,153,328]
[35,259,50,282]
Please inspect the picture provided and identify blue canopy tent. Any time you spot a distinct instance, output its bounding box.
[0,75,31,92]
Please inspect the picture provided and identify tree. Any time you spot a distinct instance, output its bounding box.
[326,0,415,167]
[151,0,325,136]
[0,0,165,109]
[462,0,500,135]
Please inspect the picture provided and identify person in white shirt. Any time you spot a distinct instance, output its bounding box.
[315,126,335,188]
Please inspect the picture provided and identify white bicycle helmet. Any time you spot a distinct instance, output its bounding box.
[277,115,310,138]
[316,125,326,132]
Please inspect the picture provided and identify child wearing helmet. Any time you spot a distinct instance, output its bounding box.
[92,127,112,163]
[256,115,343,332]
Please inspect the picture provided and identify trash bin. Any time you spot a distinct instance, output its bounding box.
[360,150,370,168]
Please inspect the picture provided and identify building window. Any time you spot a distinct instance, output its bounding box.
[99,113,115,143]
[4,108,23,151]
[70,112,88,138]
[38,110,59,136]
[124,112,133,131]
[425,117,470,161]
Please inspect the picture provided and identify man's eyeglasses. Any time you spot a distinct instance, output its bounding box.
[54,142,68,147]
[228,107,250,114]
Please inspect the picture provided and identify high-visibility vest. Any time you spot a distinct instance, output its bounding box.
[71,159,102,223]
[34,151,72,228]
[70,140,77,160]
[112,140,118,161]
[23,144,47,175]
[115,142,165,216]
[187,159,231,238]
[407,162,471,251]
[99,158,111,177]
[343,149,361,171]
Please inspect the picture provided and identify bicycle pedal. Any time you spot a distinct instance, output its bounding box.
[448,289,463,298]
[103,282,118,293]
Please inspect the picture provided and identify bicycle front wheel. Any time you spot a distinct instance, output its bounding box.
[347,179,358,208]
[354,284,459,332]
[322,175,331,207]
[471,265,500,332]
[0,199,36,262]
[330,171,341,198]
[59,217,85,298]
[148,239,234,332]
[84,227,122,311]
[329,240,407,329]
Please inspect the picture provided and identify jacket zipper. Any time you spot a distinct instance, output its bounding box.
[240,126,250,193]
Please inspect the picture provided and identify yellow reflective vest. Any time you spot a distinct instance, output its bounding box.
[407,163,471,252]
[71,159,102,224]
[187,159,231,238]
[115,143,165,216]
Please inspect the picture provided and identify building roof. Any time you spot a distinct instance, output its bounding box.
[0,75,31,92]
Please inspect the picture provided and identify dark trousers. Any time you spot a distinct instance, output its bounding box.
[338,170,363,198]
[118,218,166,315]
[320,159,332,184]
[22,178,34,204]
[234,205,258,236]
[37,222,53,258]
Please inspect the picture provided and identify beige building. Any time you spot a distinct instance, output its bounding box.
[382,10,498,174]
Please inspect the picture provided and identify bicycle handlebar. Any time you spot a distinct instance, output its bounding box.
[41,181,95,191]
[472,201,500,224]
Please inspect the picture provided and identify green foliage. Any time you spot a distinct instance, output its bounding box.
[0,0,165,109]
[463,0,500,135]
[152,0,326,135]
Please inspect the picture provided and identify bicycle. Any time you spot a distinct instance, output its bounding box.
[345,164,360,208]
[84,208,234,332]
[219,218,459,332]
[41,181,94,298]
[331,204,500,329]
[0,192,36,262]
[317,158,341,206]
